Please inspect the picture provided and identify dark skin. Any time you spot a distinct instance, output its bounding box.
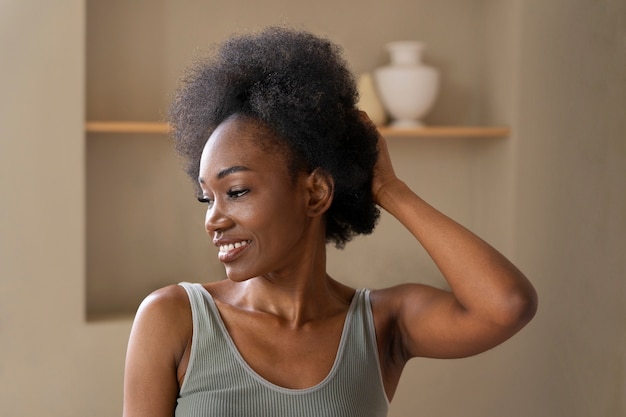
[123,114,537,417]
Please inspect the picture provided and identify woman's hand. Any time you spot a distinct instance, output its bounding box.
[359,111,402,206]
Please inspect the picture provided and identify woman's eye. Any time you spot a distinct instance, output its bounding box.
[228,189,249,199]
[197,196,214,207]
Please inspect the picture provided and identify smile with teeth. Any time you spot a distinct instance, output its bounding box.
[219,240,251,254]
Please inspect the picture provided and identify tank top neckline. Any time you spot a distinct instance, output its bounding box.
[194,284,364,394]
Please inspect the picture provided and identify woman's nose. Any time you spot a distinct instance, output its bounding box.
[204,201,231,235]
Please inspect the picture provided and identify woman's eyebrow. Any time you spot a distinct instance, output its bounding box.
[198,165,251,184]
[217,165,251,179]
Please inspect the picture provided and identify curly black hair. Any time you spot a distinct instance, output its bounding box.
[169,26,380,248]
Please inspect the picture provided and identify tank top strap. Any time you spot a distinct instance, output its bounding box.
[340,288,389,405]
[177,281,234,395]
[178,281,212,331]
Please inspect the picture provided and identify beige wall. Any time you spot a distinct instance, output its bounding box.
[1,0,624,416]
[512,1,626,415]
[0,1,129,416]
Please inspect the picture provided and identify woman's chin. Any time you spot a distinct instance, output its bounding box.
[224,269,256,283]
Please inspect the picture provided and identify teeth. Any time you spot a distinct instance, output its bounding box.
[219,240,249,253]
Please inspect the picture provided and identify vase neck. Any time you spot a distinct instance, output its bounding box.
[386,41,424,65]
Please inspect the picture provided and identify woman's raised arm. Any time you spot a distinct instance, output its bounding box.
[370,118,537,360]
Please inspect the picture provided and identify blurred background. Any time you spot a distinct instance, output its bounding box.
[1,0,624,416]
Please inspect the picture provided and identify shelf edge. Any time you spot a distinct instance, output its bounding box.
[377,126,510,138]
[85,121,170,134]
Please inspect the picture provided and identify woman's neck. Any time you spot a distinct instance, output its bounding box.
[226,256,353,327]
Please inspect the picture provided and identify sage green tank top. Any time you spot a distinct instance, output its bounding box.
[176,282,389,417]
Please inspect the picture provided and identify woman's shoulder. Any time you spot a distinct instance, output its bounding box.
[140,284,190,313]
[125,284,195,404]
[132,284,193,340]
[139,280,227,312]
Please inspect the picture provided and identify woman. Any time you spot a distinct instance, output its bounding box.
[123,27,537,417]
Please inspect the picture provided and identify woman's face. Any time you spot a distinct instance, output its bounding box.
[198,115,315,282]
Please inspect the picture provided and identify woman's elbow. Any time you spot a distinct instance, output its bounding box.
[501,284,538,330]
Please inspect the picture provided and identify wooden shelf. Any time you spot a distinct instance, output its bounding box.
[85,121,509,138]
[86,121,171,134]
[377,125,509,138]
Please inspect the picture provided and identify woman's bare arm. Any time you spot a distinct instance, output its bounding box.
[123,285,191,417]
[370,120,537,360]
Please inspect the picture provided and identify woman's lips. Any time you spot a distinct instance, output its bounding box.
[217,240,251,262]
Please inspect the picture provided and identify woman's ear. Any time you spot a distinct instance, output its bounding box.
[306,168,334,216]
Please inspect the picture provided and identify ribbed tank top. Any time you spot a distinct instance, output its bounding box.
[176,282,389,417]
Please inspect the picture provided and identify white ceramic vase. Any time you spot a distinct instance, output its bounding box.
[374,41,439,127]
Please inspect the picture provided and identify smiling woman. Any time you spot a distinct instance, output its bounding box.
[122,26,537,417]
[197,114,318,279]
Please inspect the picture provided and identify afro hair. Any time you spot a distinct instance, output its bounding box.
[169,26,380,247]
